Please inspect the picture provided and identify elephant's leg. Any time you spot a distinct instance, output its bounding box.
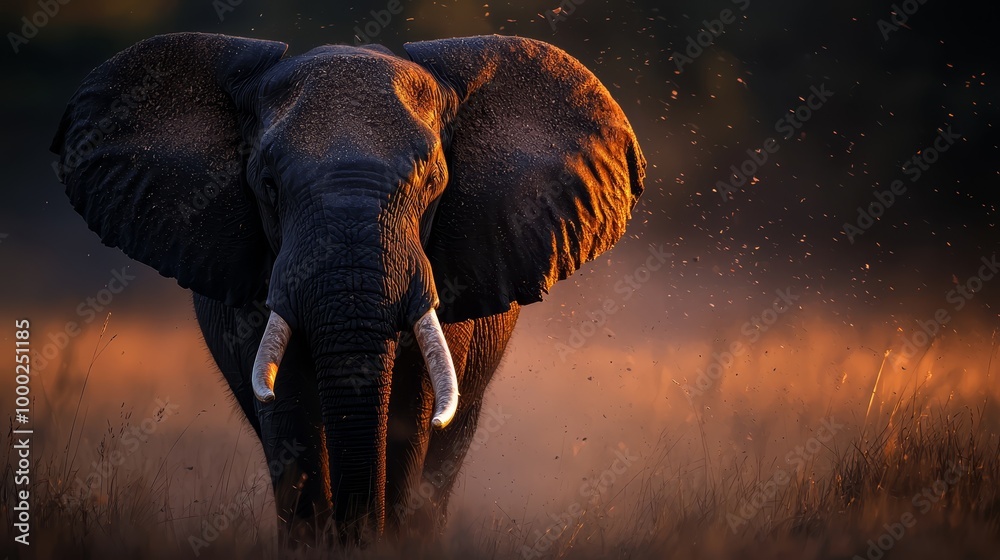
[193,294,330,544]
[384,319,474,535]
[254,336,331,545]
[417,305,520,530]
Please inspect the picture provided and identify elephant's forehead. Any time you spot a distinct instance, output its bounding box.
[263,48,442,161]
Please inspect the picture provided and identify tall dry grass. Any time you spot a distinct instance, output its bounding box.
[4,309,1000,559]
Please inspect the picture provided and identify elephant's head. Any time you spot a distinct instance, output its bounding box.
[51,32,645,539]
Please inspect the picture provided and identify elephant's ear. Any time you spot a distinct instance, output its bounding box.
[50,32,287,306]
[404,35,646,323]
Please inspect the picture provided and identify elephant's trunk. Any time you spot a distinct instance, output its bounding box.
[312,325,395,544]
[257,195,458,543]
[252,302,458,543]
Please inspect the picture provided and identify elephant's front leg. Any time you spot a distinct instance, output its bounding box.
[413,306,520,531]
[194,295,330,544]
[384,320,474,536]
[255,336,331,545]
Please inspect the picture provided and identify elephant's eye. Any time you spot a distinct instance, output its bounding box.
[426,163,444,190]
[261,175,279,207]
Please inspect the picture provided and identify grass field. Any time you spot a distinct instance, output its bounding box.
[4,306,1000,559]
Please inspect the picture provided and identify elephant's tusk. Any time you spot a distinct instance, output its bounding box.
[252,311,292,403]
[414,308,459,429]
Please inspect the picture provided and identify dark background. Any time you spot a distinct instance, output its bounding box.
[1,0,997,324]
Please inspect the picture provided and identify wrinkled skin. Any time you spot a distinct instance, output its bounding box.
[51,32,645,547]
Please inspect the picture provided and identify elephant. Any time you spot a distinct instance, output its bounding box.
[50,32,645,546]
